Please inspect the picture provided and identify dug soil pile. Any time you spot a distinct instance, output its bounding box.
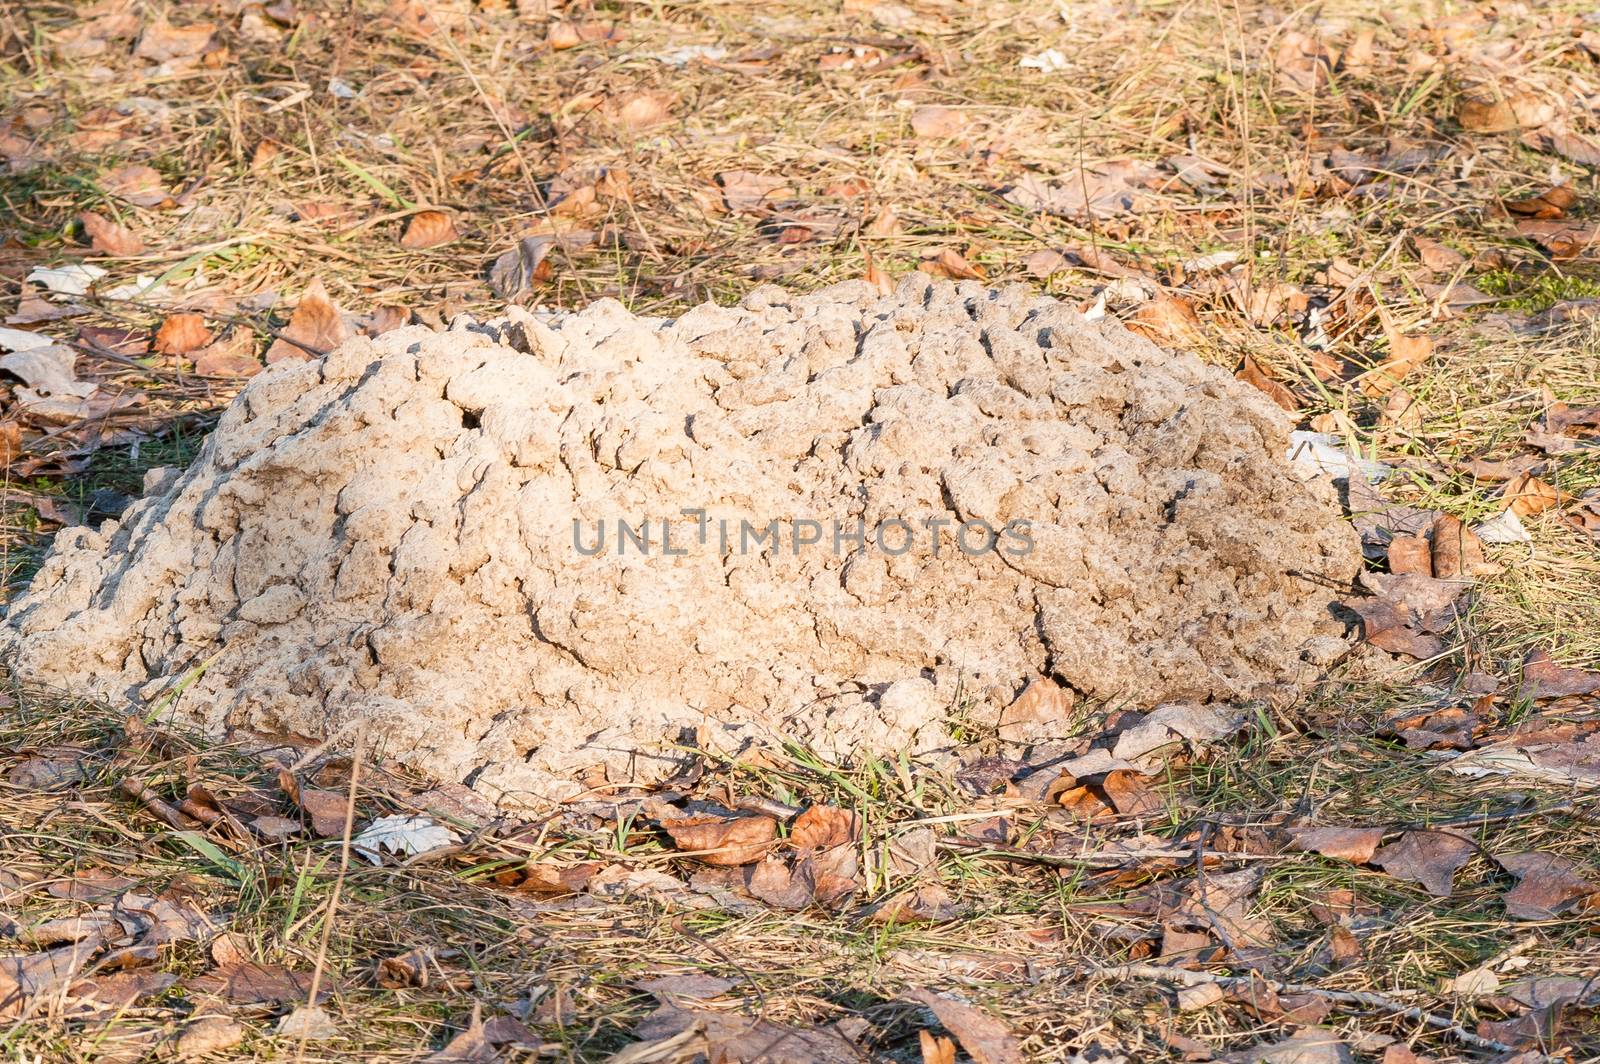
[1,278,1360,803]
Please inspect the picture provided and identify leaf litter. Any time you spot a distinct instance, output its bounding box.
[5,0,1600,1060]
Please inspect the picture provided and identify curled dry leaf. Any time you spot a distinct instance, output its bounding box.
[997,677,1075,743]
[154,313,212,356]
[264,279,349,364]
[660,814,776,866]
[918,248,985,281]
[400,210,459,249]
[101,164,167,208]
[517,861,600,894]
[910,106,968,139]
[1286,825,1385,864]
[78,211,144,256]
[1370,831,1476,896]
[1495,852,1598,919]
[1429,514,1495,580]
[906,989,1023,1064]
[610,91,675,130]
[547,21,621,49]
[1236,355,1299,412]
[1502,473,1562,516]
[715,170,793,213]
[1516,648,1600,701]
[1360,319,1433,398]
[134,17,216,61]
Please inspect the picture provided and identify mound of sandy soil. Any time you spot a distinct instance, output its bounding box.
[0,277,1360,803]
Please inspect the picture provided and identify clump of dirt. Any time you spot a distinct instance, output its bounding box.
[0,277,1359,803]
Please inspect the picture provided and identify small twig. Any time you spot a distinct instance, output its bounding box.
[1092,962,1518,1054]
[934,837,1288,869]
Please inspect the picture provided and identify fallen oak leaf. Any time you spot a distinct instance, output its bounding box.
[918,248,986,281]
[100,164,168,208]
[153,313,212,356]
[276,767,349,837]
[264,279,349,364]
[78,211,144,256]
[1504,184,1579,219]
[133,17,215,61]
[1360,318,1433,398]
[1286,826,1385,865]
[715,170,793,213]
[1370,831,1476,896]
[659,814,776,866]
[400,210,459,249]
[1430,513,1496,580]
[1495,852,1599,920]
[1516,648,1600,701]
[906,989,1023,1064]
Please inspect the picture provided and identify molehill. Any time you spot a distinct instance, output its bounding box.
[1,277,1361,803]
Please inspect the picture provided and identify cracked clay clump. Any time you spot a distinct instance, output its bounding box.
[0,277,1360,804]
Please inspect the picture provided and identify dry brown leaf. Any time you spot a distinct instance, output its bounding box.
[264,279,349,364]
[1495,852,1598,920]
[660,814,776,865]
[715,171,792,213]
[174,1017,246,1058]
[1504,184,1579,220]
[1387,535,1432,577]
[865,204,901,237]
[1022,249,1068,279]
[910,106,968,139]
[154,314,212,356]
[276,768,348,836]
[1370,831,1475,896]
[1430,513,1494,580]
[1517,648,1600,701]
[188,961,323,1005]
[870,882,966,923]
[78,211,144,256]
[101,164,167,208]
[611,91,675,130]
[1287,825,1385,864]
[920,1030,958,1064]
[918,248,985,281]
[1235,355,1299,412]
[193,331,260,377]
[1502,473,1563,517]
[907,989,1023,1064]
[1360,319,1433,398]
[547,20,621,49]
[790,805,861,850]
[134,17,215,61]
[996,677,1074,743]
[1517,218,1599,260]
[400,210,459,249]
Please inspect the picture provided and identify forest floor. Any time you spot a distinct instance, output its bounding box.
[2,1,1599,1061]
